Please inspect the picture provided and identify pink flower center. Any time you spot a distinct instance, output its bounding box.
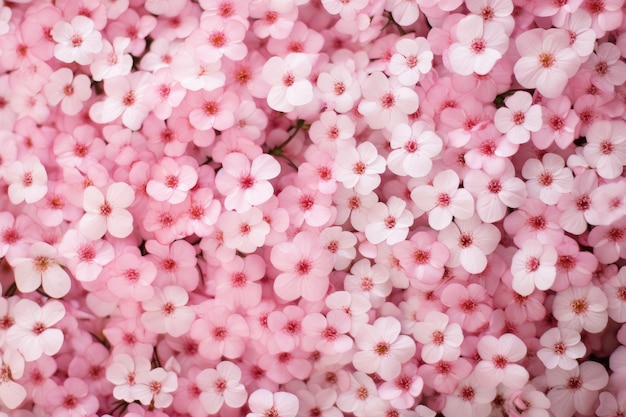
[159,85,170,99]
[78,244,96,262]
[327,240,339,253]
[525,256,540,272]
[100,201,113,217]
[122,91,136,106]
[309,407,322,417]
[2,228,19,244]
[161,302,175,316]
[537,171,553,186]
[124,268,140,283]
[595,61,608,76]
[384,216,396,229]
[214,377,227,393]
[89,365,104,379]
[213,326,228,340]
[361,277,374,291]
[567,376,582,389]
[352,161,366,175]
[527,215,546,230]
[553,342,566,355]
[63,83,74,96]
[239,174,255,189]
[32,322,46,335]
[317,166,332,181]
[513,111,526,125]
[570,298,588,314]
[0,315,14,329]
[549,115,564,131]
[585,0,605,14]
[538,53,555,68]
[149,380,162,394]
[436,360,451,374]
[404,140,418,153]
[239,223,251,235]
[575,195,590,210]
[608,227,625,242]
[406,55,418,68]
[334,82,346,95]
[299,194,315,211]
[481,6,495,19]
[210,31,227,48]
[327,126,339,140]
[165,175,179,188]
[219,1,234,17]
[22,172,33,187]
[479,140,497,156]
[282,72,295,87]
[321,326,338,340]
[231,272,247,288]
[33,255,51,272]
[492,355,508,369]
[63,395,78,409]
[348,196,360,209]
[0,365,11,383]
[264,11,278,24]
[355,386,369,400]
[471,38,486,53]
[599,140,614,155]
[380,93,396,109]
[617,286,626,301]
[159,212,175,227]
[487,179,502,193]
[437,193,451,207]
[461,298,477,312]
[414,249,430,264]
[458,233,473,248]
[432,330,445,345]
[296,259,312,275]
[557,255,575,271]
[70,34,83,47]
[203,101,219,115]
[460,386,475,401]
[386,409,399,417]
[284,320,301,335]
[288,42,304,53]
[236,68,250,84]
[161,258,177,272]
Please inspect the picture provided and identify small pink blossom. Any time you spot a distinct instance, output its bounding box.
[494,91,542,144]
[51,16,103,65]
[263,53,313,112]
[79,182,135,240]
[10,242,71,298]
[413,311,463,364]
[474,333,529,389]
[4,155,48,205]
[537,327,586,370]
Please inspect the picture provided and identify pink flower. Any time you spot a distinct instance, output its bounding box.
[522,153,573,205]
[247,389,299,417]
[552,284,609,333]
[511,239,558,296]
[438,214,500,274]
[301,310,353,355]
[316,65,361,113]
[196,361,247,414]
[271,231,333,302]
[582,120,626,180]
[392,231,450,287]
[132,367,178,409]
[106,354,152,402]
[447,15,508,76]
[4,155,48,205]
[214,254,265,309]
[58,229,115,282]
[141,285,196,337]
[106,251,157,301]
[357,71,419,131]
[10,242,71,298]
[474,333,529,389]
[0,349,26,409]
[47,377,99,417]
[215,152,281,213]
[388,121,443,178]
[262,53,313,112]
[514,28,581,98]
[413,311,463,363]
[146,156,198,204]
[603,266,626,323]
[51,16,103,65]
[335,142,386,195]
[440,282,492,333]
[5,299,65,361]
[43,68,92,115]
[412,169,475,230]
[389,37,433,86]
[365,196,413,245]
[79,182,135,240]
[537,327,586,370]
[190,15,247,62]
[352,316,416,381]
[442,374,496,417]
[494,91,542,144]
[186,89,240,131]
[190,303,249,361]
[344,258,393,308]
[546,361,609,417]
[90,37,133,81]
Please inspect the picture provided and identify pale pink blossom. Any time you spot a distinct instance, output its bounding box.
[335,141,386,195]
[146,156,198,204]
[10,242,71,298]
[388,121,443,178]
[413,311,463,364]
[389,37,433,86]
[514,28,581,98]
[79,182,135,240]
[316,65,361,113]
[552,284,609,333]
[51,16,103,65]
[43,68,92,115]
[448,15,508,76]
[442,374,496,417]
[412,169,474,230]
[247,389,299,417]
[546,362,609,417]
[215,152,281,213]
[4,155,48,205]
[58,229,115,282]
[511,239,558,296]
[474,333,529,389]
[494,91,542,144]
[0,349,26,409]
[365,196,413,245]
[5,299,65,361]
[353,316,416,381]
[582,120,626,180]
[106,354,152,403]
[196,361,247,414]
[537,327,586,370]
[132,367,178,409]
[263,53,313,112]
[90,37,133,81]
[358,71,419,131]
[522,153,574,205]
[141,285,196,337]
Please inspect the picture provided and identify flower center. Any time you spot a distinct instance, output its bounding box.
[282,72,295,87]
[525,256,540,272]
[553,342,566,355]
[296,259,312,275]
[210,31,227,48]
[380,93,395,109]
[70,34,83,47]
[538,171,553,186]
[162,302,175,316]
[458,233,473,248]
[352,161,366,175]
[213,326,228,340]
[432,330,445,345]
[239,175,255,189]
[406,55,418,68]
[78,244,96,262]
[333,82,346,96]
[384,216,396,229]
[538,53,555,68]
[33,255,51,272]
[471,38,486,53]
[321,326,338,340]
[493,355,508,369]
[570,298,588,314]
[513,111,526,125]
[414,249,430,264]
[32,322,46,335]
[600,140,614,155]
[460,386,475,401]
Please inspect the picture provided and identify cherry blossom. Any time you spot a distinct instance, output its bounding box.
[10,242,71,298]
[79,182,135,240]
[4,155,48,205]
[51,16,103,65]
[262,53,313,112]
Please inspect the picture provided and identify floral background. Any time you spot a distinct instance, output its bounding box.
[0,0,625,416]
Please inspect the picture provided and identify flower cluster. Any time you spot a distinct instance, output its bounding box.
[0,0,625,417]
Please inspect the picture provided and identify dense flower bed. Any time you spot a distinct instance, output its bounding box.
[0,0,625,416]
